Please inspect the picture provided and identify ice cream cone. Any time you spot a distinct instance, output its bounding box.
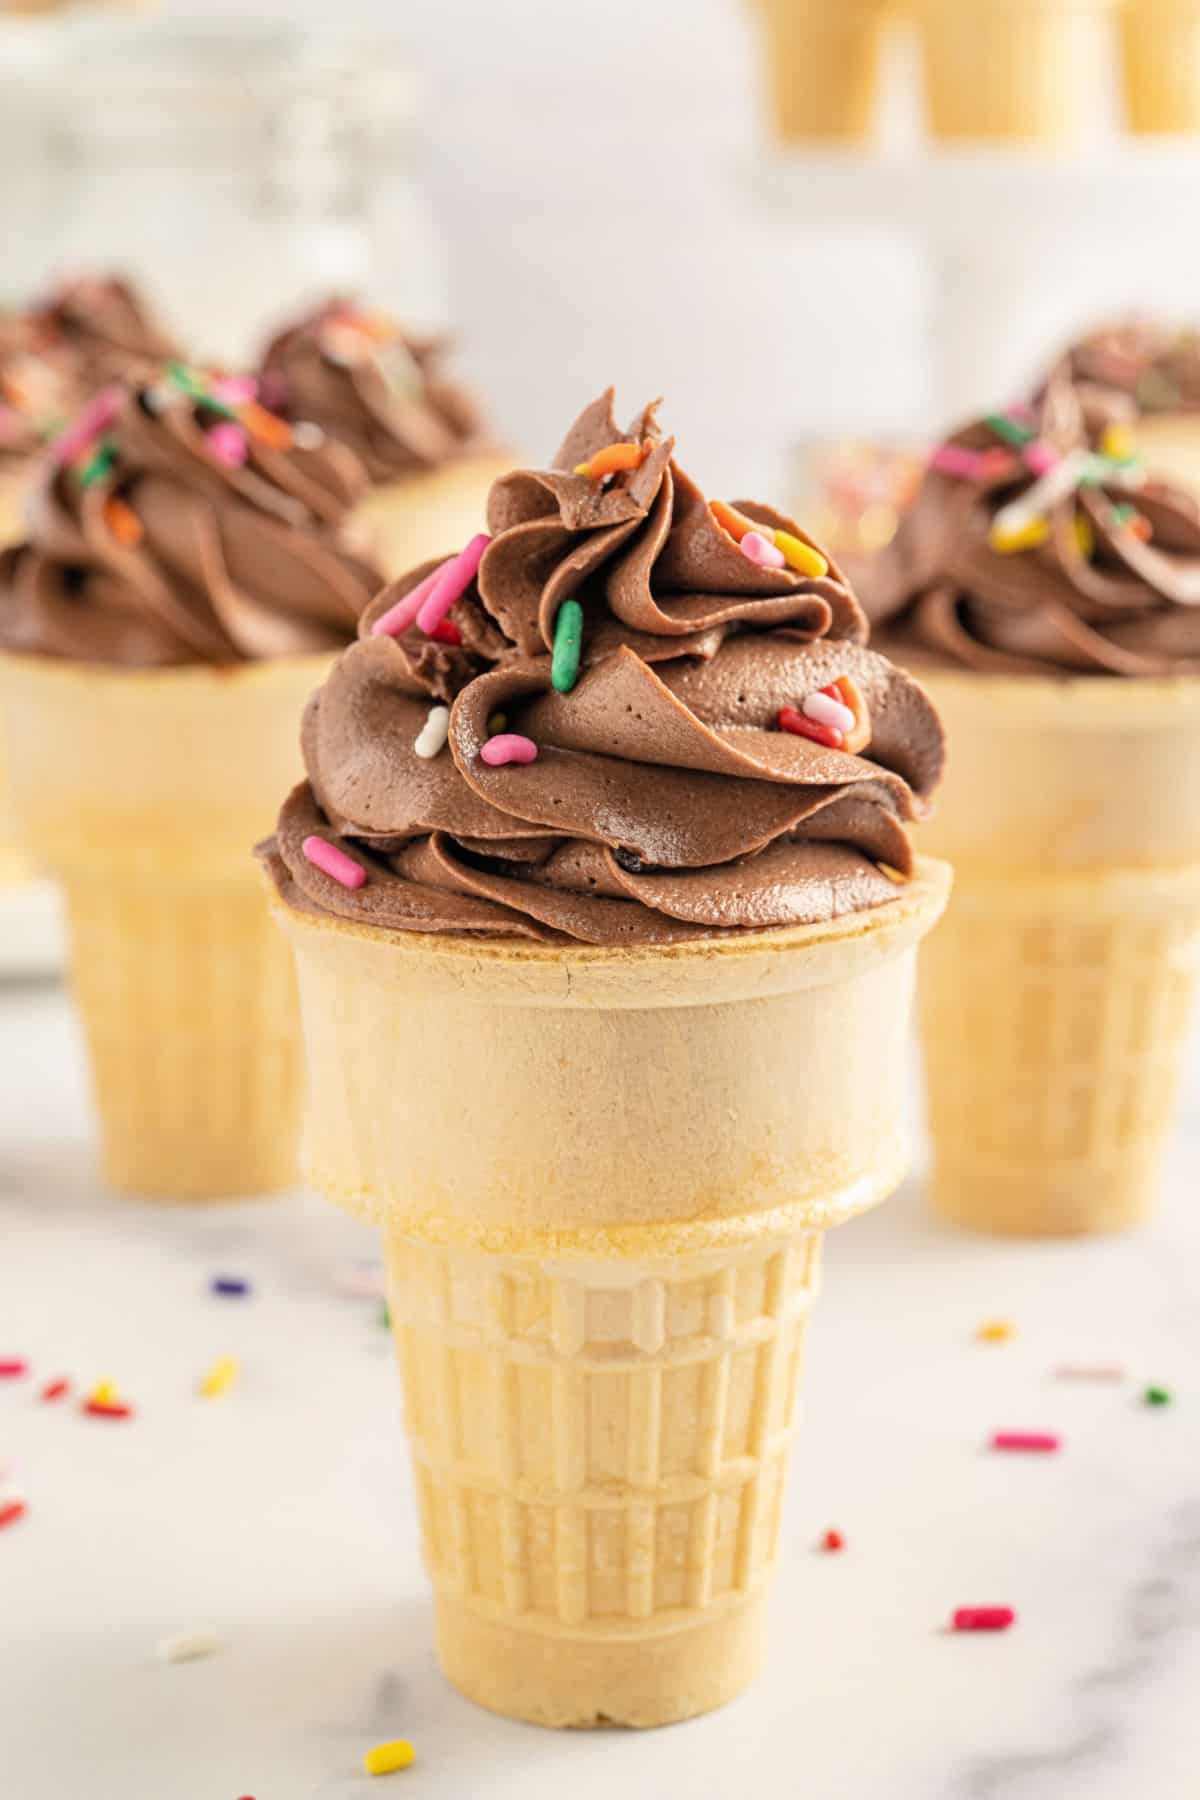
[911,669,1200,1235]
[271,861,950,1726]
[0,651,332,1198]
[1121,0,1200,132]
[915,0,1118,143]
[350,453,519,579]
[758,0,891,144]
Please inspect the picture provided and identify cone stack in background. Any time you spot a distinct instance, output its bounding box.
[273,864,950,1727]
[755,0,1198,144]
[0,653,330,1199]
[914,673,1200,1236]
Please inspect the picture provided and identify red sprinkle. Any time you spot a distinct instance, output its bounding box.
[40,1378,70,1403]
[821,1528,845,1552]
[991,1431,1060,1453]
[953,1606,1016,1632]
[431,618,462,645]
[0,1359,28,1379]
[85,1399,133,1420]
[779,706,843,749]
[0,1499,27,1530]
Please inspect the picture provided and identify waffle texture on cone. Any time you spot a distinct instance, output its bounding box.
[264,387,950,1722]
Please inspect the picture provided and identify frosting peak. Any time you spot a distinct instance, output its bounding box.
[859,374,1200,678]
[257,298,489,486]
[264,390,944,945]
[0,366,384,666]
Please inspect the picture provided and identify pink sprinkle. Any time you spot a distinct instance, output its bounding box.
[929,443,1011,481]
[0,1360,27,1380]
[1023,441,1059,476]
[415,533,491,634]
[739,530,786,570]
[802,691,856,733]
[370,563,451,638]
[302,835,367,890]
[211,375,258,407]
[206,423,249,468]
[51,386,123,466]
[479,733,538,767]
[991,1431,1060,1453]
[953,1606,1015,1633]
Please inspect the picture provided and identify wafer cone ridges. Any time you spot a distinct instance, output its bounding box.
[275,864,950,1724]
[913,671,1200,1236]
[0,652,330,1199]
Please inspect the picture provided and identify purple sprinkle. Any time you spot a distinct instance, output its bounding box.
[211,1276,251,1298]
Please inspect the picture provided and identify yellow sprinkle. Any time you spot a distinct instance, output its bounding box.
[977,1320,1014,1343]
[989,517,1049,554]
[1102,423,1133,461]
[364,1740,415,1776]
[199,1356,239,1400]
[877,863,909,885]
[90,1380,117,1405]
[486,712,507,737]
[572,460,592,477]
[773,529,829,578]
[1074,513,1095,559]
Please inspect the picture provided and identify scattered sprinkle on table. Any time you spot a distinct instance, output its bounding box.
[977,1321,1014,1343]
[85,1398,133,1420]
[379,1303,391,1330]
[1144,1386,1171,1407]
[821,1528,844,1552]
[199,1357,239,1400]
[364,1740,415,1776]
[991,1431,1060,1453]
[157,1633,228,1664]
[1056,1363,1125,1382]
[211,1276,251,1298]
[0,1499,27,1531]
[0,1359,28,1379]
[40,1377,70,1403]
[953,1606,1015,1633]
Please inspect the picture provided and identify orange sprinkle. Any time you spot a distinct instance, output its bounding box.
[575,441,646,480]
[831,675,871,754]
[1130,515,1153,543]
[710,499,758,543]
[238,401,292,450]
[103,496,143,547]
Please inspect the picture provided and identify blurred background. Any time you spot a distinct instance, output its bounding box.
[5,0,1200,508]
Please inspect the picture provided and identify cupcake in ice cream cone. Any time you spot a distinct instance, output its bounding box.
[257,298,512,580]
[1048,319,1200,496]
[0,364,383,1198]
[260,388,949,1727]
[861,366,1200,1236]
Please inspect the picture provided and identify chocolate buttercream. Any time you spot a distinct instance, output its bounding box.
[0,368,383,666]
[859,374,1200,678]
[264,390,944,945]
[34,275,179,391]
[258,299,489,487]
[0,312,76,473]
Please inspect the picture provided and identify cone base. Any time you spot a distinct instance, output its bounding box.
[930,1155,1158,1238]
[434,1591,765,1729]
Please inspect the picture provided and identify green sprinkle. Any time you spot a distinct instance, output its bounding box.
[77,442,116,487]
[1111,502,1137,526]
[985,412,1036,449]
[166,361,237,421]
[379,1302,391,1330]
[486,712,507,738]
[1144,1385,1171,1406]
[551,598,584,694]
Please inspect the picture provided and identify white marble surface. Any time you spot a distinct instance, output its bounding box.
[2,975,1198,1800]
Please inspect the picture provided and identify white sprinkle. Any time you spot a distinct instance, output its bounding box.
[158,1633,228,1665]
[414,704,451,760]
[801,692,856,733]
[291,420,325,450]
[991,447,1090,542]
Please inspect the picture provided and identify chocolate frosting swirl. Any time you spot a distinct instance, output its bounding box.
[859,375,1200,678]
[264,390,944,945]
[257,299,489,487]
[0,371,384,666]
[35,275,179,391]
[1056,320,1200,427]
[0,313,75,473]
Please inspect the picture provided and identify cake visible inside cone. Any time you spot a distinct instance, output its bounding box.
[261,387,946,944]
